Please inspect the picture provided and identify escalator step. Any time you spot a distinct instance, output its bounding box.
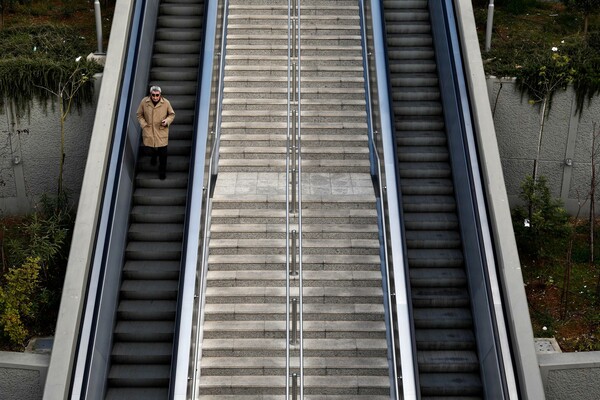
[411,287,470,308]
[120,279,179,300]
[111,342,172,364]
[105,387,168,400]
[410,268,467,287]
[419,372,483,396]
[117,299,177,320]
[407,248,464,268]
[403,212,458,230]
[123,260,180,280]
[418,350,479,373]
[108,364,170,387]
[405,230,461,249]
[415,329,476,350]
[114,321,174,342]
[413,308,473,329]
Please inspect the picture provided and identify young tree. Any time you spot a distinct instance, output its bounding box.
[589,122,599,266]
[562,0,600,36]
[34,58,94,196]
[517,47,576,187]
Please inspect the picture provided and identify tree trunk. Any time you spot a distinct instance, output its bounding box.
[562,237,573,318]
[530,97,548,221]
[58,101,65,196]
[533,96,548,183]
[591,127,596,266]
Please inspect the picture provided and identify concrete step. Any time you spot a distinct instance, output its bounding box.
[200,356,389,375]
[202,337,387,357]
[203,303,384,321]
[205,286,384,304]
[196,396,389,400]
[207,253,380,271]
[206,270,383,287]
[202,320,387,339]
[197,375,390,395]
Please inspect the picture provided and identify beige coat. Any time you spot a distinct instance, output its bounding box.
[136,96,175,148]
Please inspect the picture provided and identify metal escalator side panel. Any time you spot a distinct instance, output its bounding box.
[430,0,520,398]
[43,1,152,399]
[79,1,168,399]
[451,1,546,399]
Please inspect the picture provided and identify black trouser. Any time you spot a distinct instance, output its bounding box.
[146,145,168,173]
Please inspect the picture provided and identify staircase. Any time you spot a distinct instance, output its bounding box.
[299,0,390,397]
[383,0,484,398]
[199,0,290,396]
[105,1,205,399]
[196,0,391,397]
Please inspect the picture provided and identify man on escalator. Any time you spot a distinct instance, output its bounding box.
[136,85,175,180]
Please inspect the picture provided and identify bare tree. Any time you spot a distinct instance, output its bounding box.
[34,58,92,196]
[590,122,599,266]
[562,0,600,36]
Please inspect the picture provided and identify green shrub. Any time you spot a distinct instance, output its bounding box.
[0,194,73,348]
[0,24,102,118]
[512,176,572,261]
[0,257,41,345]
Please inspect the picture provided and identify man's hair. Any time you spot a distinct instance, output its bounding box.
[150,85,162,94]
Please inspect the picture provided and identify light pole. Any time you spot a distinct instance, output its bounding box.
[485,0,495,52]
[94,0,105,55]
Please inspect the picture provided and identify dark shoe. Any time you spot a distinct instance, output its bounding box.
[159,171,166,180]
[150,156,157,166]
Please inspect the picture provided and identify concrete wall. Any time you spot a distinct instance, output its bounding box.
[539,351,600,400]
[0,352,49,400]
[0,77,100,216]
[486,77,600,215]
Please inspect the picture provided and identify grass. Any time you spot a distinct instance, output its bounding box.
[1,0,114,52]
[473,1,600,353]
[472,1,600,78]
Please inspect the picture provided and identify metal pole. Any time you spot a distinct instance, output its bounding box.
[485,0,494,52]
[292,168,296,213]
[291,230,297,275]
[94,0,104,54]
[291,372,298,400]
[292,19,297,58]
[291,298,298,344]
[293,62,297,102]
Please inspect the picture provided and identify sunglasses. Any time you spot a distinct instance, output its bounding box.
[151,93,161,97]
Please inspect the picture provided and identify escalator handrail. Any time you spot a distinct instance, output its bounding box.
[362,0,418,398]
[432,0,519,397]
[69,0,147,397]
[169,0,223,398]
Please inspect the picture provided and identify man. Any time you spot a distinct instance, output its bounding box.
[136,85,175,180]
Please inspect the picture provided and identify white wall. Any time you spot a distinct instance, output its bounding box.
[0,76,100,215]
[487,77,600,215]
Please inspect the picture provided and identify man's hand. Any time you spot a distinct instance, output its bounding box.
[161,119,167,127]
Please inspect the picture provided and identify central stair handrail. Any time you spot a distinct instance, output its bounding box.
[296,1,304,397]
[286,0,304,397]
[359,0,418,398]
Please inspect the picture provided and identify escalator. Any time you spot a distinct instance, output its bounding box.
[381,0,512,398]
[105,1,205,398]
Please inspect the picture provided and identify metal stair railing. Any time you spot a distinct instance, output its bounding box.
[360,0,419,398]
[185,0,229,398]
[286,0,303,397]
